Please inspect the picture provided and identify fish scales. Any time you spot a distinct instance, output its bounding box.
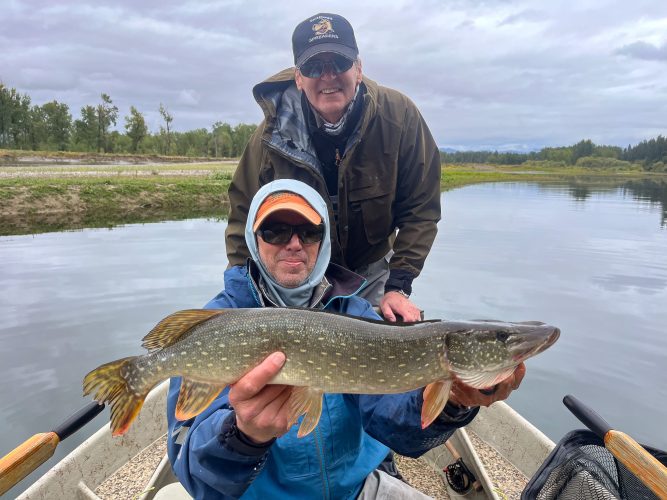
[83,307,560,437]
[128,308,449,395]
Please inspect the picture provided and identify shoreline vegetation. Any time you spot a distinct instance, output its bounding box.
[1,149,665,236]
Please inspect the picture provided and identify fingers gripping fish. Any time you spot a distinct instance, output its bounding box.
[83,308,559,437]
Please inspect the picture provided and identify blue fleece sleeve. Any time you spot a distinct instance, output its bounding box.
[167,378,271,499]
[347,391,479,458]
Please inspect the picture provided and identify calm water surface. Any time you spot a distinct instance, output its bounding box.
[1,179,665,495]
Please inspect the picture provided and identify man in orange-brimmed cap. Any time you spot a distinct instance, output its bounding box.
[167,179,526,499]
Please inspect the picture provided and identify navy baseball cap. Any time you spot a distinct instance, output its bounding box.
[292,13,359,67]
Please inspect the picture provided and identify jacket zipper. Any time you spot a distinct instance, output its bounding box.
[313,425,330,499]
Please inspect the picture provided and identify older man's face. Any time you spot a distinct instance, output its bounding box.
[295,53,362,124]
[257,211,321,288]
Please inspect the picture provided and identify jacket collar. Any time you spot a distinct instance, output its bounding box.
[251,68,378,169]
[245,259,366,309]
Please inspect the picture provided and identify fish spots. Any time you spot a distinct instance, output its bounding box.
[218,344,226,348]
[242,354,250,358]
[335,352,342,357]
[350,356,357,361]
[207,363,213,368]
[300,348,307,353]
[376,369,383,374]
[186,363,193,368]
[342,370,349,375]
[329,362,337,367]
[195,341,202,346]
[201,351,209,356]
[221,357,227,361]
[317,337,325,341]
[379,379,386,383]
[180,351,187,356]
[359,364,367,368]
[307,360,314,364]
[320,352,328,356]
[398,363,406,368]
[403,372,411,377]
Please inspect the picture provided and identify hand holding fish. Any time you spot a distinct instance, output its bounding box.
[448,363,526,408]
[379,291,422,322]
[229,352,293,444]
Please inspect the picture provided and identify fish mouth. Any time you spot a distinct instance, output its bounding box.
[512,327,560,362]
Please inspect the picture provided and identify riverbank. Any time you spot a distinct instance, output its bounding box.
[0,150,661,236]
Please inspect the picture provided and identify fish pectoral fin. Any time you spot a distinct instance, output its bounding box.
[455,367,517,389]
[174,378,226,421]
[421,379,453,429]
[141,309,228,351]
[285,386,323,438]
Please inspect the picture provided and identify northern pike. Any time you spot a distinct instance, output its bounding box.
[83,308,559,437]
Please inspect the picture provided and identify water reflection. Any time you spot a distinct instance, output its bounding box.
[0,177,666,496]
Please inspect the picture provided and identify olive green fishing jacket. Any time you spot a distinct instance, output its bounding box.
[225,68,441,287]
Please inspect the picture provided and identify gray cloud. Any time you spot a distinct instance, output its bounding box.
[1,0,666,150]
[615,41,667,62]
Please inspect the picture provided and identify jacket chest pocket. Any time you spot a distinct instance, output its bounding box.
[348,182,395,245]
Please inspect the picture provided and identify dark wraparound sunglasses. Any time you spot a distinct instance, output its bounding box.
[298,55,355,79]
[256,223,325,245]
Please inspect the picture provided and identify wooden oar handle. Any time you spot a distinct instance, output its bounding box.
[0,432,59,496]
[605,430,667,499]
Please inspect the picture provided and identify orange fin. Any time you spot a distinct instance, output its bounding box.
[421,379,453,429]
[285,386,324,438]
[142,309,227,351]
[175,378,226,421]
[83,357,145,436]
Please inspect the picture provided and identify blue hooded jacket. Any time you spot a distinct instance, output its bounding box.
[166,264,478,499]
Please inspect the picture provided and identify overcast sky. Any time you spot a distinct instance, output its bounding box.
[2,0,666,151]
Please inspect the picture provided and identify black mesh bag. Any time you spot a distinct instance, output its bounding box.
[521,429,667,500]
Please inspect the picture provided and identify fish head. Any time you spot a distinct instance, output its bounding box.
[444,320,560,389]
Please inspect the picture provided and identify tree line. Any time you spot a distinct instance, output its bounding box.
[440,138,667,172]
[0,83,256,157]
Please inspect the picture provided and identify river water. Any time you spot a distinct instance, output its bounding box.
[1,178,666,495]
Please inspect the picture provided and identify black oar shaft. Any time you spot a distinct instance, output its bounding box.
[563,394,611,438]
[52,402,105,441]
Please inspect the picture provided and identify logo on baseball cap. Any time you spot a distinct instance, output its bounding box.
[292,13,358,68]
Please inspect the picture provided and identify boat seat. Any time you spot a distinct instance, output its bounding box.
[145,453,192,500]
[153,482,192,500]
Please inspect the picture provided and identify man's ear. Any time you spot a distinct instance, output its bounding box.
[295,69,303,91]
[355,58,363,84]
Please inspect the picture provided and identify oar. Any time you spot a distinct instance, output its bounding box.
[563,394,667,498]
[0,401,104,496]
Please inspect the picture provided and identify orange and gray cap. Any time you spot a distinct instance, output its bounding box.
[253,191,322,232]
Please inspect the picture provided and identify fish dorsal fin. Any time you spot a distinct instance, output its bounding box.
[142,309,227,351]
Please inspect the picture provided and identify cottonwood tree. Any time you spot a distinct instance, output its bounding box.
[159,103,173,155]
[96,93,118,153]
[124,106,148,153]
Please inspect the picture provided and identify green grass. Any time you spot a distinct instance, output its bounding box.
[1,161,664,236]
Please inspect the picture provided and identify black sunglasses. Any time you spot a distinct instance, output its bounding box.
[256,223,325,245]
[298,55,355,79]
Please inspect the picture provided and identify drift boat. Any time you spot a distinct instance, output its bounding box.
[12,381,554,499]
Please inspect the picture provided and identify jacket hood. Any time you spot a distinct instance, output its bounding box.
[245,179,332,307]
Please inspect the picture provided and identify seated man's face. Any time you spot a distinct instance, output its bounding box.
[256,211,321,288]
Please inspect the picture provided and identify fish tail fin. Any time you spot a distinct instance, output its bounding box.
[83,357,145,437]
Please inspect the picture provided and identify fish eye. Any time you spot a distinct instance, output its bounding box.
[496,331,510,343]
